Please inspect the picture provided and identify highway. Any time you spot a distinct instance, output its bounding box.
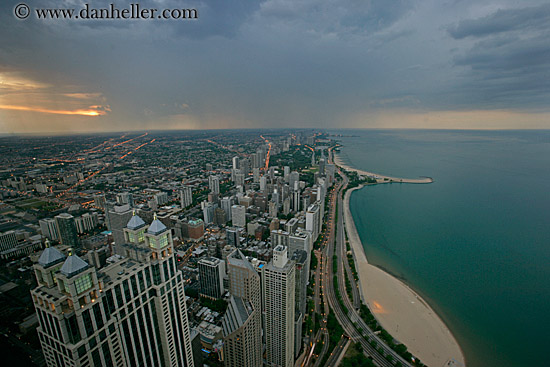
[321,146,414,367]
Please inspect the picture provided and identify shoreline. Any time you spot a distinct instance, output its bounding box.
[334,153,433,184]
[340,168,465,367]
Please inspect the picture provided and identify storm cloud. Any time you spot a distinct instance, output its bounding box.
[0,0,549,133]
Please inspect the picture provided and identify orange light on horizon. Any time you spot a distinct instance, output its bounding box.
[0,104,109,116]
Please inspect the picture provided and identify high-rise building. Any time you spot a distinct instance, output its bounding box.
[209,175,220,194]
[55,213,79,248]
[181,186,193,208]
[292,190,301,212]
[154,191,169,206]
[221,197,233,221]
[116,192,134,207]
[106,204,133,255]
[291,250,308,358]
[226,227,241,248]
[31,214,194,367]
[289,230,312,255]
[283,197,291,215]
[235,173,245,188]
[289,171,299,191]
[198,257,225,299]
[203,201,217,225]
[305,203,321,242]
[253,168,260,183]
[319,157,326,175]
[271,229,289,248]
[214,207,226,226]
[222,296,259,367]
[232,156,240,170]
[39,218,59,241]
[0,230,18,252]
[75,213,99,234]
[263,245,295,367]
[93,194,106,210]
[325,164,335,185]
[240,158,251,176]
[269,201,278,218]
[231,205,246,228]
[284,166,290,183]
[222,250,262,367]
[259,176,267,192]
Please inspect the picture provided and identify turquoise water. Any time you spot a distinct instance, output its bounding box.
[339,130,550,367]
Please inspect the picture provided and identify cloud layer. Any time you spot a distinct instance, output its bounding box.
[1,0,549,132]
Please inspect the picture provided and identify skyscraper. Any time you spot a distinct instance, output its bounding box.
[198,257,225,299]
[55,213,79,248]
[231,205,246,228]
[263,245,295,367]
[203,201,217,224]
[222,250,262,367]
[116,192,134,207]
[235,173,245,188]
[39,218,59,241]
[289,171,299,191]
[221,196,233,221]
[106,204,133,255]
[181,186,193,208]
[291,250,308,357]
[209,175,220,194]
[305,203,321,242]
[31,213,194,367]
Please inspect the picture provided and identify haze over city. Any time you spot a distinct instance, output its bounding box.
[1,0,550,133]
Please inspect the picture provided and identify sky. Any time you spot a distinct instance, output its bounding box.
[0,0,549,133]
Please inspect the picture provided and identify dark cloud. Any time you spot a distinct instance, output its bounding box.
[1,0,549,132]
[445,4,550,110]
[448,4,550,39]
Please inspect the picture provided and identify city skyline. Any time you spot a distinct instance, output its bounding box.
[1,0,550,134]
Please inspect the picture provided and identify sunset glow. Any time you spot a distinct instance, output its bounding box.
[0,104,108,116]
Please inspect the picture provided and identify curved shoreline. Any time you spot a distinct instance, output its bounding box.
[342,177,466,367]
[334,153,433,184]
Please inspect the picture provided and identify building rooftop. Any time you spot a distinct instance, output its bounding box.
[126,212,146,230]
[227,249,256,273]
[147,216,167,235]
[60,254,89,278]
[38,246,66,268]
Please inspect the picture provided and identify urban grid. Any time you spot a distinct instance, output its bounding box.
[0,130,422,367]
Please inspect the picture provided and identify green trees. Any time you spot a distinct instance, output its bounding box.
[341,343,375,367]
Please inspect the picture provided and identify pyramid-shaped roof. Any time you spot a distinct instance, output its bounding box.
[60,254,89,278]
[147,214,167,235]
[126,212,146,230]
[228,249,256,273]
[38,246,66,267]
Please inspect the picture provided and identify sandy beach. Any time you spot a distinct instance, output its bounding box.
[341,170,465,367]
